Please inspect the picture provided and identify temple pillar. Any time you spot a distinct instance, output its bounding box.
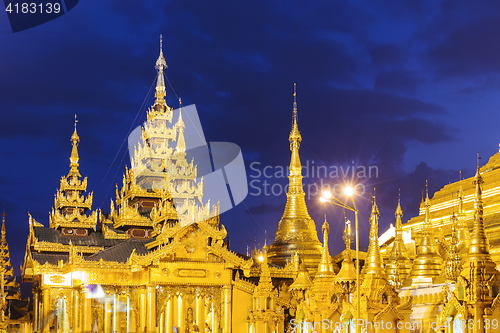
[147,285,156,333]
[178,293,185,332]
[166,297,172,333]
[81,286,91,333]
[196,294,205,331]
[41,287,50,333]
[223,286,231,333]
[211,302,216,333]
[105,297,112,333]
[140,288,146,332]
[73,289,80,333]
[126,295,131,333]
[172,293,178,330]
[33,291,39,331]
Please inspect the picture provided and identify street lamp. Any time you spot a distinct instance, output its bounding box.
[321,186,360,333]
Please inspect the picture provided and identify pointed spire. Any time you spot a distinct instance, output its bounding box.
[361,192,386,278]
[456,171,470,253]
[316,216,334,276]
[445,208,461,281]
[268,84,322,272]
[334,218,357,291]
[419,190,425,211]
[175,100,186,154]
[469,153,490,256]
[459,154,497,302]
[386,191,411,287]
[290,259,313,291]
[68,114,81,178]
[1,205,5,243]
[154,34,168,108]
[410,181,442,282]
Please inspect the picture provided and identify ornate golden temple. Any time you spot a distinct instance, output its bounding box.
[14,38,500,333]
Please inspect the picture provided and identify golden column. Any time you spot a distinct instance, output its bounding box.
[165,296,172,333]
[147,285,156,333]
[33,291,39,331]
[81,286,92,333]
[223,286,232,332]
[196,294,205,331]
[41,287,50,333]
[104,296,112,333]
[140,287,146,332]
[72,289,80,333]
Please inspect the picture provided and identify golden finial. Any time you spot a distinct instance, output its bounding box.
[267,87,322,271]
[154,34,168,108]
[395,189,403,217]
[1,204,5,242]
[68,116,81,178]
[386,192,411,287]
[293,82,297,116]
[360,189,385,279]
[289,83,301,144]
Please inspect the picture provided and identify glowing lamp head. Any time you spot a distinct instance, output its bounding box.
[320,197,328,203]
[258,254,264,262]
[322,190,332,199]
[344,186,354,197]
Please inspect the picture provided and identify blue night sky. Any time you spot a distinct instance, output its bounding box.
[1,0,500,283]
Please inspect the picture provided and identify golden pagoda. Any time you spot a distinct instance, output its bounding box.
[267,84,323,272]
[19,36,500,333]
[22,37,255,333]
[409,186,443,284]
[385,194,411,288]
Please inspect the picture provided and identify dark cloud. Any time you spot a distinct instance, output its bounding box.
[246,203,284,216]
[375,70,425,94]
[0,0,499,269]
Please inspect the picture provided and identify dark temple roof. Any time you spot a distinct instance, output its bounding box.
[87,239,151,263]
[32,252,68,266]
[34,227,124,247]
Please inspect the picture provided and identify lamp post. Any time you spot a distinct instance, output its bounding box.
[320,186,360,333]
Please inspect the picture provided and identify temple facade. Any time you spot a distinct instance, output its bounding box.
[18,37,500,333]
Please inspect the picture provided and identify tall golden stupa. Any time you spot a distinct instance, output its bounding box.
[17,37,500,333]
[267,84,323,273]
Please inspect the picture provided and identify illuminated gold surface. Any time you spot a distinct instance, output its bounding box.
[385,195,411,287]
[267,85,322,272]
[409,191,443,281]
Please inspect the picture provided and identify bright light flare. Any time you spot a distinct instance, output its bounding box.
[320,197,328,203]
[258,254,264,262]
[344,186,354,197]
[322,190,332,199]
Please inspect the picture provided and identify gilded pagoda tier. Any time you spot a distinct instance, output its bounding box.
[391,149,500,264]
[48,118,99,231]
[268,86,322,272]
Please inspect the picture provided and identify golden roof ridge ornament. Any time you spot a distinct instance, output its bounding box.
[267,84,322,272]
